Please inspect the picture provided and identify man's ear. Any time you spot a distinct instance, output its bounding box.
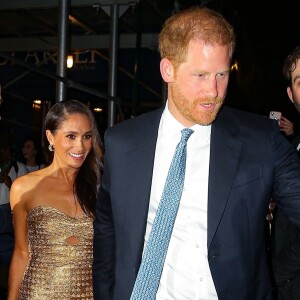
[287,86,294,103]
[160,58,174,83]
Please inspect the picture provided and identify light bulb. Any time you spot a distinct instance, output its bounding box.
[67,54,73,68]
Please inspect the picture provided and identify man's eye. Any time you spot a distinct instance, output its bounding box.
[217,72,229,78]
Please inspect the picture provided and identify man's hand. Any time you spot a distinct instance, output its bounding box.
[280,116,294,136]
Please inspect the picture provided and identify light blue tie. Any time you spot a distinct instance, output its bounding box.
[130,128,194,300]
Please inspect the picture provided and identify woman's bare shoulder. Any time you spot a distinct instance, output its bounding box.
[10,167,52,209]
[11,166,53,197]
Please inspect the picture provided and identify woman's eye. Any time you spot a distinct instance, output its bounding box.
[84,134,92,140]
[67,134,76,139]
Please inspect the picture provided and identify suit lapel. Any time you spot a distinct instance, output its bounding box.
[207,110,243,249]
[124,109,163,265]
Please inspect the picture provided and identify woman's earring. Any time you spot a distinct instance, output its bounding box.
[48,144,54,152]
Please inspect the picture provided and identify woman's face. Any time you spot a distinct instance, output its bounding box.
[47,113,93,169]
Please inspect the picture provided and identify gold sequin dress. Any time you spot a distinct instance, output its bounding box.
[19,206,94,300]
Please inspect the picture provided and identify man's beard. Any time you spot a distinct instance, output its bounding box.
[171,82,225,125]
[294,102,300,114]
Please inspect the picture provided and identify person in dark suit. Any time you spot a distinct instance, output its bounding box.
[93,7,300,300]
[271,45,300,300]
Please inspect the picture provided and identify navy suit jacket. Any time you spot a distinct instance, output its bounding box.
[93,105,300,300]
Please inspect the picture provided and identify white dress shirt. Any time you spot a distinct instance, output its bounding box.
[145,105,218,299]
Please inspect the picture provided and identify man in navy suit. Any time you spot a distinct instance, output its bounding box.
[93,7,300,300]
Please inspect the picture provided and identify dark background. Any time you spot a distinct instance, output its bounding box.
[0,0,299,157]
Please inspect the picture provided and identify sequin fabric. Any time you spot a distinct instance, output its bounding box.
[18,206,94,300]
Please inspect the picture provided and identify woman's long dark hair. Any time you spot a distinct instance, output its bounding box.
[44,100,104,217]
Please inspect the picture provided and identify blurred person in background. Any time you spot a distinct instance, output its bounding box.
[271,45,300,300]
[0,137,28,299]
[21,136,46,172]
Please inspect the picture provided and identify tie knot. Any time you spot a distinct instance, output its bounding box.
[181,128,194,143]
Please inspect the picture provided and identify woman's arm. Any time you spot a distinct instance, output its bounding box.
[7,177,30,300]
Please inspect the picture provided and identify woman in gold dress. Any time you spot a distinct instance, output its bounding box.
[7,100,103,300]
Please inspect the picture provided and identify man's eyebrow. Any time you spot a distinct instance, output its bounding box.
[293,74,300,84]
